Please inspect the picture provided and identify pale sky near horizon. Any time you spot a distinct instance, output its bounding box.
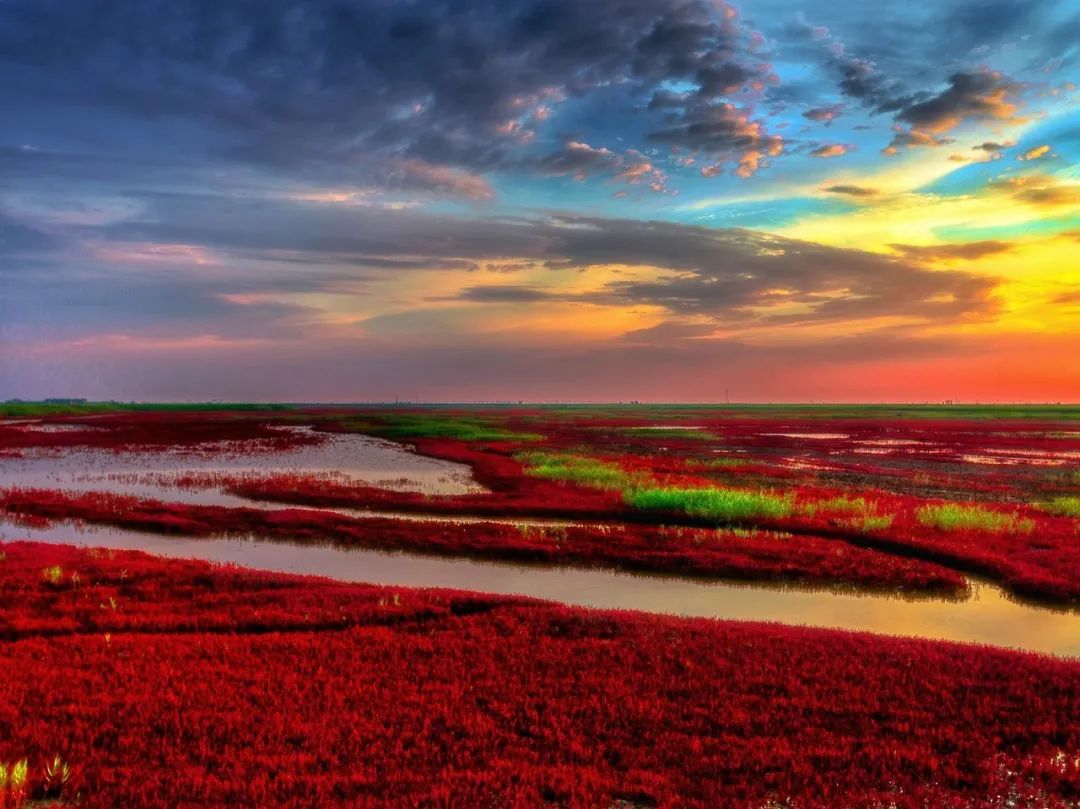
[1,0,1078,402]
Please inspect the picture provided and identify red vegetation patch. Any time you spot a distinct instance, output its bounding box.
[0,412,318,454]
[211,467,1080,605]
[0,489,966,596]
[0,541,1078,807]
[7,407,1079,602]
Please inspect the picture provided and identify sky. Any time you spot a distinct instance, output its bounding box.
[0,0,1077,403]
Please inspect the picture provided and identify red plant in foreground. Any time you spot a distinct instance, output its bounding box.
[0,540,1078,808]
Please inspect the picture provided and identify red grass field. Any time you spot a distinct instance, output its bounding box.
[1,405,1079,806]
[1,540,1079,808]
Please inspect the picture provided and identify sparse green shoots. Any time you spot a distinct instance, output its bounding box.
[843,513,895,533]
[626,487,795,522]
[724,527,792,541]
[916,503,1034,534]
[707,457,747,468]
[43,754,72,799]
[799,495,877,518]
[797,496,895,532]
[516,524,569,544]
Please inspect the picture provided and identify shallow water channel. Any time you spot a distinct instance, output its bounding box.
[2,424,1079,658]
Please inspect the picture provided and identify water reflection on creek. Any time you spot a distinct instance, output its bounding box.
[2,518,1077,660]
[0,426,483,500]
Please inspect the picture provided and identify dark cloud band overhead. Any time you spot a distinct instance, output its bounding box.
[0,0,784,188]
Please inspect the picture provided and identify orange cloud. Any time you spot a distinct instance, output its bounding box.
[393,160,494,201]
[1018,144,1052,161]
[885,70,1024,155]
[809,144,849,158]
[650,103,782,179]
[989,175,1079,208]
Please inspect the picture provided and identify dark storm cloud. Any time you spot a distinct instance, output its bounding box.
[866,69,1023,153]
[896,71,1022,131]
[0,0,776,189]
[695,63,757,98]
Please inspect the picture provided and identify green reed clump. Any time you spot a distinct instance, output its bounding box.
[626,487,795,522]
[358,415,543,442]
[1042,496,1080,518]
[0,758,28,807]
[916,503,1034,534]
[517,451,642,490]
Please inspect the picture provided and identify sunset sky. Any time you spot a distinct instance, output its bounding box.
[1,0,1077,402]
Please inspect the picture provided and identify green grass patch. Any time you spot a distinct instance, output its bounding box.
[356,415,543,443]
[517,451,642,490]
[1042,496,1080,518]
[617,426,719,440]
[626,487,795,522]
[916,503,1034,534]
